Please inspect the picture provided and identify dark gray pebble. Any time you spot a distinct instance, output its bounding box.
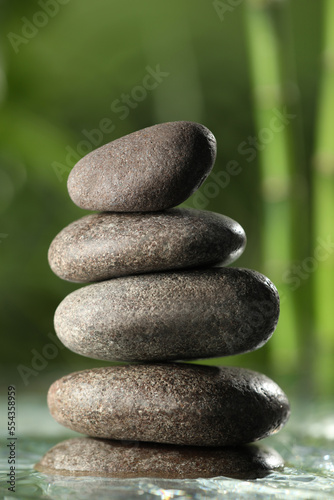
[67,121,216,212]
[47,364,290,446]
[54,267,279,361]
[35,437,284,479]
[48,209,246,283]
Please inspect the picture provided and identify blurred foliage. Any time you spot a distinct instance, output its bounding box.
[0,0,333,398]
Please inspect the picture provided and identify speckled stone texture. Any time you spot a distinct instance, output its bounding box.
[47,364,290,446]
[54,267,279,362]
[34,437,284,479]
[48,209,246,283]
[67,121,216,212]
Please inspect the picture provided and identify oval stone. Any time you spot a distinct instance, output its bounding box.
[67,121,216,212]
[48,209,246,283]
[54,267,279,361]
[35,437,284,479]
[47,364,290,446]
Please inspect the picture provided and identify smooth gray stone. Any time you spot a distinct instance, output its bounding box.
[54,267,279,362]
[48,209,246,283]
[34,437,284,479]
[67,121,216,212]
[47,364,290,446]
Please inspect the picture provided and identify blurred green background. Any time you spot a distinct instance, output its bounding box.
[0,0,333,400]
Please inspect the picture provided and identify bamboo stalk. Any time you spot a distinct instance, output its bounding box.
[244,1,295,379]
[270,1,321,397]
[313,0,334,398]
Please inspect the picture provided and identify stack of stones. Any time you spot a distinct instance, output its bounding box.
[36,122,290,480]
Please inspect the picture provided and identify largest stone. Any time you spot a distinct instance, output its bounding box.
[67,121,216,212]
[47,364,290,446]
[54,267,280,361]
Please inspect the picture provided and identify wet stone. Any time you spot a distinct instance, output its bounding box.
[47,364,290,446]
[67,121,216,212]
[48,209,246,283]
[54,267,280,362]
[34,437,284,480]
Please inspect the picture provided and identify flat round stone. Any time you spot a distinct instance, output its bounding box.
[47,364,290,446]
[48,209,246,283]
[67,121,216,212]
[35,437,284,479]
[54,267,279,361]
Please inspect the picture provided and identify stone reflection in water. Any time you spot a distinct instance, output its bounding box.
[34,437,283,480]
